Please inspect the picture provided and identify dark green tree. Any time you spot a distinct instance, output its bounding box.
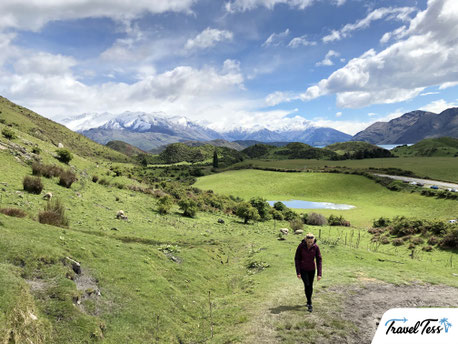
[212,150,219,168]
[236,202,260,224]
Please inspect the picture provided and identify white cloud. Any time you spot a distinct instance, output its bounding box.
[323,7,416,42]
[288,35,316,48]
[0,0,196,31]
[290,0,458,108]
[380,25,407,44]
[185,28,233,50]
[262,29,290,47]
[316,50,340,66]
[335,111,342,117]
[419,99,458,113]
[439,81,458,89]
[368,112,377,117]
[225,0,314,13]
[420,91,439,96]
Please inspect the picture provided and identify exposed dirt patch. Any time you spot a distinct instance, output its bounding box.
[242,281,458,344]
[74,268,103,316]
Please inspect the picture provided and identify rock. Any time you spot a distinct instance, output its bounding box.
[111,227,118,231]
[58,143,64,148]
[217,218,225,224]
[279,228,289,235]
[294,229,304,235]
[65,257,81,275]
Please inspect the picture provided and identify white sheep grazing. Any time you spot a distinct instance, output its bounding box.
[279,228,289,235]
[116,210,127,220]
[43,192,53,200]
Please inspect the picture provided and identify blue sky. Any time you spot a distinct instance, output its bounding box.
[0,0,457,134]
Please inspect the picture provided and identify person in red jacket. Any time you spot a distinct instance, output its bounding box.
[295,233,322,312]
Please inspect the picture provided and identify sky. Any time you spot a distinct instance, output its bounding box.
[0,0,457,135]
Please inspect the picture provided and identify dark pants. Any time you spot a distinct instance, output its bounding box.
[300,270,315,305]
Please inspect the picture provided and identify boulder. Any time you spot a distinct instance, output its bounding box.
[217,218,225,224]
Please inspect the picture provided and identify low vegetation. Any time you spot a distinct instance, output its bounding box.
[22,176,43,194]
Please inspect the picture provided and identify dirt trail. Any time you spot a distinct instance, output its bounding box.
[242,279,458,344]
[373,174,458,189]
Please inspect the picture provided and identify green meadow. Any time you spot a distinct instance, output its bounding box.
[194,169,457,227]
[230,157,458,183]
[1,104,458,343]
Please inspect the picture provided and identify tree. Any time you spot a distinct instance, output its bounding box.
[212,150,219,168]
[56,148,73,164]
[236,202,260,224]
[250,197,271,221]
[157,195,173,215]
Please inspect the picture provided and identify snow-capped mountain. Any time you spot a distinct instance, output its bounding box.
[58,111,351,151]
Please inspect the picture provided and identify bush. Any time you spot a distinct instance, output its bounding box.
[380,236,390,245]
[284,209,299,221]
[157,195,173,215]
[422,245,433,252]
[178,199,198,218]
[306,212,328,226]
[273,202,287,212]
[270,209,284,220]
[328,214,349,226]
[38,198,69,227]
[439,229,458,249]
[55,148,73,164]
[290,218,303,231]
[92,175,99,183]
[392,238,404,246]
[58,170,77,188]
[249,197,271,221]
[427,236,439,245]
[373,217,391,228]
[2,127,16,139]
[98,178,110,186]
[23,176,43,194]
[0,208,27,218]
[235,202,260,224]
[410,237,424,246]
[32,162,63,178]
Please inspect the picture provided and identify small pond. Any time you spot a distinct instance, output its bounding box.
[267,200,355,210]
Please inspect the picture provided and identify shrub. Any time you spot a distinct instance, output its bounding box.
[427,221,448,236]
[422,245,433,252]
[273,201,287,212]
[23,176,43,194]
[2,127,16,139]
[328,214,349,226]
[38,198,69,227]
[439,229,458,249]
[0,208,27,218]
[157,195,173,215]
[290,218,303,232]
[92,175,99,183]
[410,237,424,246]
[235,202,260,224]
[392,238,404,246]
[32,163,63,178]
[270,209,284,220]
[58,170,77,188]
[178,199,198,218]
[284,209,299,221]
[55,148,73,164]
[306,212,328,226]
[373,217,391,228]
[427,236,439,245]
[249,197,272,221]
[380,236,390,245]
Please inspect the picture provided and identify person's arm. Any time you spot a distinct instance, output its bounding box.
[315,246,322,279]
[294,245,302,277]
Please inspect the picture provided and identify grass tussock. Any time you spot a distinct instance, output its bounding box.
[23,175,43,194]
[38,198,69,227]
[0,208,27,218]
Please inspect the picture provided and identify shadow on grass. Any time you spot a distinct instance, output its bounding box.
[269,304,306,314]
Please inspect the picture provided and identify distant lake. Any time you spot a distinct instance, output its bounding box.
[314,144,413,150]
[267,200,355,210]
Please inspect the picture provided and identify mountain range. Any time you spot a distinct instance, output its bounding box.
[59,107,458,151]
[60,112,351,151]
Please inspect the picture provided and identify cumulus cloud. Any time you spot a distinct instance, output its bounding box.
[262,29,290,47]
[323,6,416,43]
[225,0,314,13]
[288,35,316,48]
[291,0,458,108]
[0,0,196,31]
[316,50,340,66]
[420,99,458,113]
[335,111,342,117]
[185,28,233,50]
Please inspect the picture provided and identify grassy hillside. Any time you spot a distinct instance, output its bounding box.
[0,96,130,163]
[326,141,392,158]
[229,157,458,183]
[194,170,457,227]
[242,142,337,160]
[106,140,145,157]
[392,137,458,157]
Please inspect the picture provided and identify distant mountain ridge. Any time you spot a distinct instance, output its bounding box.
[60,111,352,151]
[352,108,458,144]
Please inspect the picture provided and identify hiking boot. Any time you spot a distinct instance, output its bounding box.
[307,304,313,312]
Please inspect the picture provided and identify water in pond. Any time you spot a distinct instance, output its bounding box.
[267,200,355,210]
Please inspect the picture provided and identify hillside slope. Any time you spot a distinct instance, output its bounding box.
[392,137,458,157]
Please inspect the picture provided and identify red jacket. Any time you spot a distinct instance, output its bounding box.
[294,239,322,276]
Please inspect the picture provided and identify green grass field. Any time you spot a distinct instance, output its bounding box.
[230,157,458,183]
[194,170,457,227]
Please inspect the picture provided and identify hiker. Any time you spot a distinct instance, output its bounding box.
[295,233,322,312]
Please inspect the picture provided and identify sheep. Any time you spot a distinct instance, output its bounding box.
[279,228,289,235]
[116,210,128,220]
[43,192,53,200]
